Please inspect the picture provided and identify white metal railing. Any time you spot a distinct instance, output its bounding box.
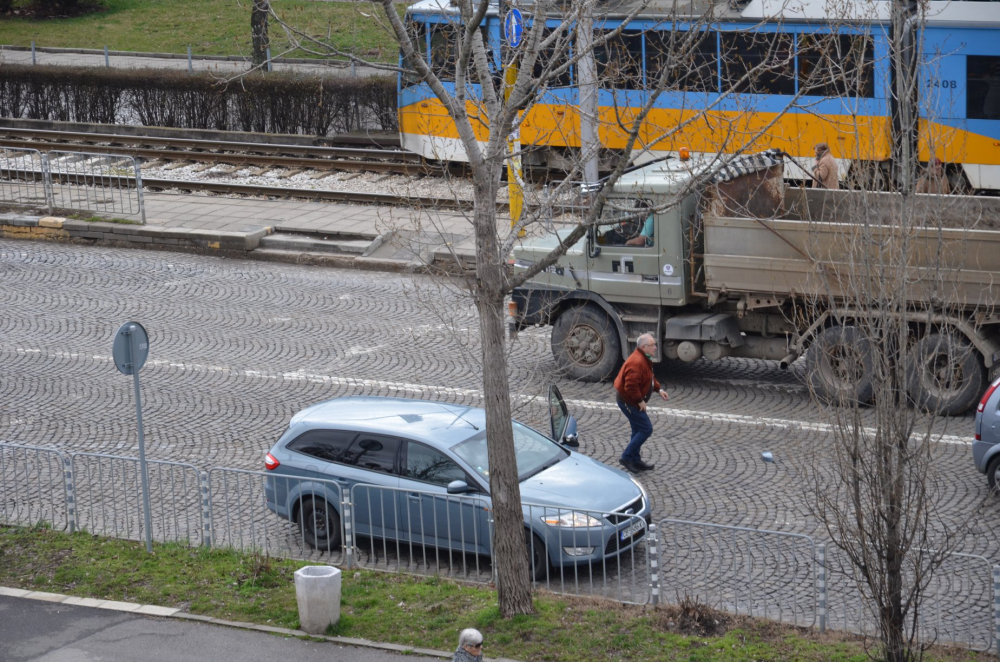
[0,147,146,222]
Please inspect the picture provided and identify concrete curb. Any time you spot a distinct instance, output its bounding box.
[0,585,522,661]
[0,585,509,660]
[0,213,475,275]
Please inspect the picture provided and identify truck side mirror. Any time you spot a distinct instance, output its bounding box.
[587,228,601,258]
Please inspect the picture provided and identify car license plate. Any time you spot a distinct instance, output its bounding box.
[620,520,645,541]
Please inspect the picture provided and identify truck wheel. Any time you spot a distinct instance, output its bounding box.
[805,325,875,405]
[907,333,985,416]
[551,306,621,382]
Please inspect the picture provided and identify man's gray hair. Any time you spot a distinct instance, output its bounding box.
[459,628,483,647]
[637,333,656,348]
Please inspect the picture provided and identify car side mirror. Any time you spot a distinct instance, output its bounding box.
[561,415,579,447]
[447,480,470,494]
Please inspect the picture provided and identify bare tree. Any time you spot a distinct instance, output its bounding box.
[793,5,991,658]
[251,0,271,69]
[263,0,867,618]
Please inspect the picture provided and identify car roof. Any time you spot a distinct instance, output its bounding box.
[288,396,488,449]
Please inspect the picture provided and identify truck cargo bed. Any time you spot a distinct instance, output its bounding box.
[701,187,1000,309]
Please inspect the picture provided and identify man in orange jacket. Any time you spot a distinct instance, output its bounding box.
[613,333,669,472]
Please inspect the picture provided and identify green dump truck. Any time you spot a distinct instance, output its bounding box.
[509,152,1000,415]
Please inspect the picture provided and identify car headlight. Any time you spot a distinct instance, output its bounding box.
[540,511,602,528]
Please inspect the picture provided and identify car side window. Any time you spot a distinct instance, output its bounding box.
[286,429,357,463]
[346,434,401,474]
[405,442,468,487]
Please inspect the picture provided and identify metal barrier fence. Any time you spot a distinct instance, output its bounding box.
[823,544,997,652]
[0,444,70,532]
[46,150,146,222]
[71,452,202,545]
[0,148,49,211]
[656,518,817,627]
[524,500,651,604]
[0,442,998,652]
[350,484,493,581]
[0,148,145,222]
[208,468,346,566]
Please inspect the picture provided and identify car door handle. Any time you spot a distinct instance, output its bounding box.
[407,493,422,501]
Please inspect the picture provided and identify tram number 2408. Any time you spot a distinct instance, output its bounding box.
[929,79,958,89]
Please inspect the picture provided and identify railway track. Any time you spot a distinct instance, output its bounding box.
[0,127,464,177]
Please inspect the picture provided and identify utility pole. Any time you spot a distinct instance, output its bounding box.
[577,0,600,190]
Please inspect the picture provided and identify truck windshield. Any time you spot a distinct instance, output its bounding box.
[451,422,568,482]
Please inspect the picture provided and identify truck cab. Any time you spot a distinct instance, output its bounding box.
[510,156,733,381]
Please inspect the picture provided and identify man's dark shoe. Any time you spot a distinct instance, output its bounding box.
[634,460,655,471]
[618,458,640,473]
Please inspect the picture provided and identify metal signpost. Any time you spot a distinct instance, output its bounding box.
[113,322,153,553]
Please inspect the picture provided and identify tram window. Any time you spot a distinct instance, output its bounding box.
[595,31,643,90]
[968,56,1000,120]
[430,24,459,82]
[426,23,493,84]
[532,27,573,87]
[646,30,718,92]
[402,21,428,85]
[721,33,795,95]
[798,34,874,98]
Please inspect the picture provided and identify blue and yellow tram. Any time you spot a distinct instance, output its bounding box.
[398,0,1000,191]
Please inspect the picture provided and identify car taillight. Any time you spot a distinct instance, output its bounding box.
[265,452,280,470]
[977,378,1000,413]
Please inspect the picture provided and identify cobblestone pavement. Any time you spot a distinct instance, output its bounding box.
[1,240,997,625]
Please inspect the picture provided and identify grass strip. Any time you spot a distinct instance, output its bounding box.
[0,0,401,61]
[0,525,989,662]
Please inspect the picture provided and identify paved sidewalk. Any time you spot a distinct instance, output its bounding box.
[0,187,505,272]
[144,192,471,237]
[0,590,482,662]
[141,191,487,263]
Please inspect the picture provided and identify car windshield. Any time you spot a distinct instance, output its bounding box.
[451,422,568,483]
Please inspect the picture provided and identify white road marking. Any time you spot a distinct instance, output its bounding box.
[2,344,971,446]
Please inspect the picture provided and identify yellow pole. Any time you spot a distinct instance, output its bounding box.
[503,63,525,232]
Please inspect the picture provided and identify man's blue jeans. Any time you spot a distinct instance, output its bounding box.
[617,399,653,463]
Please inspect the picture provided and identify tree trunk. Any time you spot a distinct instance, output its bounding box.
[251,0,270,69]
[472,168,534,618]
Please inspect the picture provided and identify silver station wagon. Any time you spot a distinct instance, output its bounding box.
[974,375,1000,491]
[264,387,651,579]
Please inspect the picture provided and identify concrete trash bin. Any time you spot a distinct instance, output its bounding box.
[294,565,342,634]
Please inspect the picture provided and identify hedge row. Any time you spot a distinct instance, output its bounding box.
[0,65,398,135]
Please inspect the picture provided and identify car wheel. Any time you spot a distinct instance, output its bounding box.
[525,531,550,582]
[805,325,875,405]
[551,306,621,382]
[300,498,342,551]
[988,456,1000,493]
[907,333,986,416]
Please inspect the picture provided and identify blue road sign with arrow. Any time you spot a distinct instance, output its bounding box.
[504,8,524,49]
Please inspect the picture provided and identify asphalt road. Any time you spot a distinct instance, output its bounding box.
[0,239,996,644]
[0,595,436,662]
